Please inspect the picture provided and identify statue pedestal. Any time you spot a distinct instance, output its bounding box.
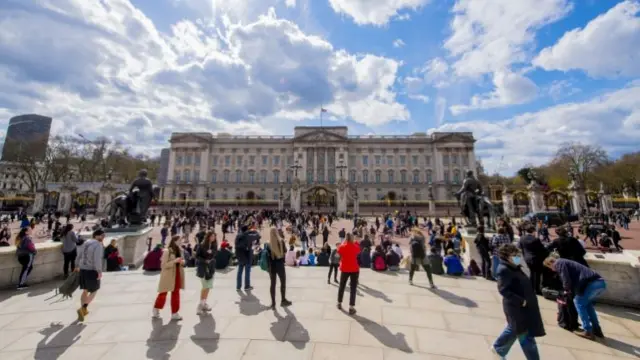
[353,198,360,216]
[278,198,284,211]
[58,184,76,214]
[336,179,347,215]
[502,192,515,217]
[528,182,544,213]
[428,200,435,216]
[32,190,46,214]
[568,180,586,215]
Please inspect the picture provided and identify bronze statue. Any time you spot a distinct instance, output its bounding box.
[454,170,487,227]
[105,169,155,227]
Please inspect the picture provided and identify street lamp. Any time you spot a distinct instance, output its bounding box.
[336,159,347,179]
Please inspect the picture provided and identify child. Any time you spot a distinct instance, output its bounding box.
[443,249,464,276]
[308,250,317,266]
[298,250,309,266]
[285,245,297,266]
[328,243,340,283]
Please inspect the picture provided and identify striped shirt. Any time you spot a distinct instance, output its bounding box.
[491,234,512,256]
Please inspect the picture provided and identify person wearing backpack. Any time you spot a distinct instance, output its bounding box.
[371,245,387,271]
[265,228,292,310]
[15,227,36,290]
[409,229,436,288]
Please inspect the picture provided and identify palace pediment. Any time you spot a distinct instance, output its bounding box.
[170,132,212,144]
[294,130,347,142]
[432,132,475,144]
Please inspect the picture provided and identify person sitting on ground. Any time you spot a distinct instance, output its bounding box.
[371,245,387,271]
[144,244,164,271]
[298,250,309,266]
[317,244,330,266]
[359,244,372,268]
[444,249,464,276]
[308,250,317,266]
[215,243,233,270]
[385,246,400,271]
[360,234,373,249]
[392,243,403,259]
[285,245,297,267]
[598,233,612,252]
[427,247,444,275]
[104,239,122,272]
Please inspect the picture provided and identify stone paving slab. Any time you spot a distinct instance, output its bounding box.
[0,267,639,360]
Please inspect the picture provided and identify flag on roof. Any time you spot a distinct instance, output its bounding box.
[321,108,327,112]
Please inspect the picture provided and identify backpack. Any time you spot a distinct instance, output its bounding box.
[410,239,425,259]
[259,245,270,271]
[56,271,80,299]
[374,255,386,271]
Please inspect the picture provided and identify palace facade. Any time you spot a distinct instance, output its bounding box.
[161,126,476,211]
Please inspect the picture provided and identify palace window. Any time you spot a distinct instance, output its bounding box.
[185,154,192,166]
[174,171,181,182]
[317,171,324,183]
[235,170,242,183]
[225,156,231,166]
[211,171,217,184]
[362,155,368,166]
[286,170,293,183]
[386,156,393,166]
[237,156,243,166]
[413,170,420,184]
[223,170,230,183]
[375,170,381,184]
[388,170,394,184]
[176,155,183,166]
[426,170,433,184]
[194,154,201,166]
[444,170,450,183]
[400,170,407,184]
[212,156,218,166]
[184,169,191,183]
[273,170,280,183]
[412,155,418,166]
[328,170,336,184]
[260,170,267,184]
[262,156,268,166]
[453,170,461,184]
[443,154,449,166]
[274,156,280,166]
[462,154,469,167]
[425,156,431,166]
[400,155,406,166]
[362,170,369,183]
[375,155,381,165]
[249,156,255,166]
[193,170,200,182]
[307,170,313,184]
[452,154,458,165]
[349,170,356,183]
[249,170,255,184]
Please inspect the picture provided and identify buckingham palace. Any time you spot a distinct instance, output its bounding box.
[160,126,476,213]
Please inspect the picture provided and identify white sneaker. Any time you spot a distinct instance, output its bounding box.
[196,304,205,315]
[152,308,160,319]
[171,313,183,321]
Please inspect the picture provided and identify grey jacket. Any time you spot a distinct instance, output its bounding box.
[77,239,104,273]
[62,231,80,253]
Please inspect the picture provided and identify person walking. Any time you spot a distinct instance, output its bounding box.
[76,229,106,322]
[235,225,260,291]
[15,227,36,290]
[336,233,360,315]
[408,229,436,288]
[152,235,185,320]
[328,242,340,284]
[543,254,606,340]
[61,224,82,279]
[491,243,545,360]
[474,226,493,280]
[266,228,292,309]
[491,227,512,278]
[195,231,217,315]
[322,226,330,246]
[519,225,549,295]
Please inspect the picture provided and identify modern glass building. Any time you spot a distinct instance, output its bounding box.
[1,114,53,162]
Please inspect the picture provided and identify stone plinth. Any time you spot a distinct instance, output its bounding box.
[527,182,544,213]
[585,251,640,308]
[79,226,154,269]
[0,242,65,289]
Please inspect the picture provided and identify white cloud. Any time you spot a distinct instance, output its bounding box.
[392,38,406,48]
[285,0,297,8]
[445,0,572,78]
[533,0,640,78]
[547,80,580,101]
[327,0,429,26]
[420,57,450,88]
[408,94,430,103]
[435,83,640,174]
[450,70,538,114]
[0,1,408,153]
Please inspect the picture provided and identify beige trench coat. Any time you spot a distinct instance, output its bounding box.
[157,248,186,293]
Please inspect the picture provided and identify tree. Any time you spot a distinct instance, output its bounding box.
[554,142,608,188]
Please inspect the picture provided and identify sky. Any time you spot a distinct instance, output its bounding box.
[0,0,639,175]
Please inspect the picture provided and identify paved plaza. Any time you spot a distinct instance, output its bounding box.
[0,266,639,360]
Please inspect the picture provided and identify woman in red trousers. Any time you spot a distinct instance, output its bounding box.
[152,235,185,320]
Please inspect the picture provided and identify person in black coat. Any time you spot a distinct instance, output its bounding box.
[195,231,217,315]
[474,226,493,280]
[491,243,545,360]
[519,225,549,295]
[546,227,588,267]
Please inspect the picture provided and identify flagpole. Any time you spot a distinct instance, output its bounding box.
[320,107,323,128]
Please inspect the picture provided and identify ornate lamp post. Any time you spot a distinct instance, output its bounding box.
[290,159,302,178]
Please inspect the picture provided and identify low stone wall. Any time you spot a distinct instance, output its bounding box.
[461,230,640,308]
[0,227,153,289]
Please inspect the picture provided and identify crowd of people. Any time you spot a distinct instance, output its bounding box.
[3,205,631,360]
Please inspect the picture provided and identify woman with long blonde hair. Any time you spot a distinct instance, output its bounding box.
[267,227,292,310]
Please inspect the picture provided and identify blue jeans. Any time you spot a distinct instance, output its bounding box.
[491,255,500,279]
[236,262,252,289]
[574,279,606,332]
[493,324,540,360]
